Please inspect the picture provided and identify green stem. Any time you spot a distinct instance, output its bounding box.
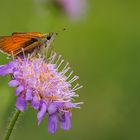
[3,109,21,140]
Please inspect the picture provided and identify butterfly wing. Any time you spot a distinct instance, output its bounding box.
[0,32,45,56]
[12,32,45,37]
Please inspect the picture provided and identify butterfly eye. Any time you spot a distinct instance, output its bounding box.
[46,35,51,40]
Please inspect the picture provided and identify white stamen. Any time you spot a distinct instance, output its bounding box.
[55,55,62,64]
[50,53,57,63]
[62,62,69,71]
[74,106,81,109]
[72,83,79,90]
[68,76,79,84]
[49,50,54,60]
[73,102,84,108]
[73,94,79,97]
[75,102,84,105]
[66,70,73,80]
[27,53,30,58]
[67,94,79,98]
[61,67,71,75]
[57,59,64,69]
[30,50,36,58]
[72,85,83,91]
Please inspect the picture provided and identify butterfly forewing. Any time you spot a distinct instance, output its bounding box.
[0,32,46,56]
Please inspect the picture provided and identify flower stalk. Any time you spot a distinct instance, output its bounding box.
[3,110,21,140]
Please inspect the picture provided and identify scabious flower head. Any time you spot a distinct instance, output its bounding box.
[0,49,83,134]
[35,0,87,21]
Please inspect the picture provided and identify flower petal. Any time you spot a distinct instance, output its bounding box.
[60,112,71,130]
[48,114,58,134]
[37,102,48,125]
[16,96,26,112]
[8,80,20,87]
[65,102,75,108]
[13,71,23,79]
[25,89,33,101]
[0,64,12,76]
[31,95,40,110]
[15,85,24,96]
[48,103,58,115]
[0,60,19,76]
[48,102,64,115]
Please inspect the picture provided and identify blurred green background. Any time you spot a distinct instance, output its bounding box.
[0,0,140,140]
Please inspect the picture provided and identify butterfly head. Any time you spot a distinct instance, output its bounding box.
[45,33,57,44]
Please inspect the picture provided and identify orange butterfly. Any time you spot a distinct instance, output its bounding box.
[0,32,56,56]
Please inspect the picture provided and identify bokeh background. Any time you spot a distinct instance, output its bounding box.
[0,0,140,140]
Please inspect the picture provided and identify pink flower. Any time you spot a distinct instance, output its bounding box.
[57,0,86,20]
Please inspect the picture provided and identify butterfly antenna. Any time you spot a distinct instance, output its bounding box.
[56,28,66,35]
